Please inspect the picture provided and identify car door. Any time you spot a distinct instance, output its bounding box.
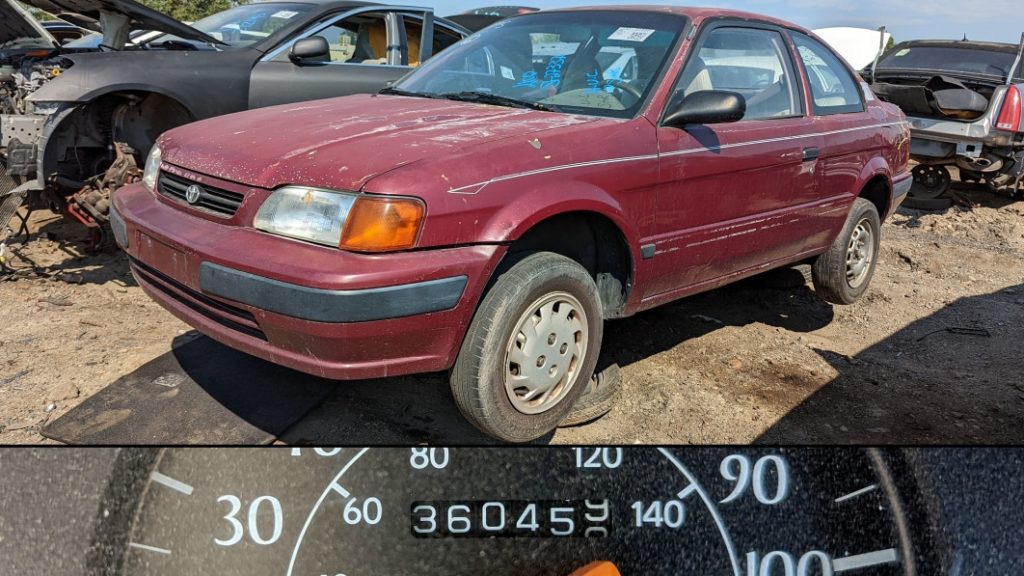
[788,30,875,230]
[645,22,824,301]
[248,7,462,109]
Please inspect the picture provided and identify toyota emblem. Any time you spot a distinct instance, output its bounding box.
[185,184,202,205]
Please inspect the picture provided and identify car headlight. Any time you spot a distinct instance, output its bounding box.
[254,186,425,252]
[142,145,162,192]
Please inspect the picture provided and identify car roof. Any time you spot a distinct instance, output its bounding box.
[540,5,812,34]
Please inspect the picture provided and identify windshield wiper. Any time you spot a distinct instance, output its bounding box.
[379,87,439,99]
[437,91,555,112]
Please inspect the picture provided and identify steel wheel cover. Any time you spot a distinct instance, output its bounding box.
[503,291,589,415]
[846,218,875,289]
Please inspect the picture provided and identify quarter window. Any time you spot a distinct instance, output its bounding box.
[675,27,802,120]
[791,31,865,115]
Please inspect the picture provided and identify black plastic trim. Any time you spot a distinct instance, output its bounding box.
[109,202,128,249]
[199,262,468,323]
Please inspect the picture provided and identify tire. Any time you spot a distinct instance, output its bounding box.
[560,362,622,427]
[812,198,881,305]
[451,251,604,442]
[903,195,953,211]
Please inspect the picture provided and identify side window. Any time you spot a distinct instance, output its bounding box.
[791,31,864,115]
[675,26,802,120]
[400,17,463,67]
[312,13,390,65]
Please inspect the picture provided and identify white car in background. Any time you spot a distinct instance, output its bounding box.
[814,27,891,70]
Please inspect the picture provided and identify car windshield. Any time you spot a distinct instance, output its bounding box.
[877,45,1022,80]
[393,11,687,118]
[157,3,314,49]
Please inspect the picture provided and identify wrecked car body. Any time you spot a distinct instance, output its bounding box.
[1,0,473,248]
[866,38,1024,207]
[114,7,911,441]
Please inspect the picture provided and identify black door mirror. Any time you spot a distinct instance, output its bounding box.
[290,36,330,64]
[664,90,746,128]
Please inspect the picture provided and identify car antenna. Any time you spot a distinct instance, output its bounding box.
[870,26,886,83]
[1008,32,1024,84]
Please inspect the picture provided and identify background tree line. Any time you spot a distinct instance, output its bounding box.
[21,1,245,23]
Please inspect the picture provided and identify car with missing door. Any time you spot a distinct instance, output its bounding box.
[112,6,912,442]
[1,0,473,245]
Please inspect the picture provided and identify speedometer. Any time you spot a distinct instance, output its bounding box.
[104,448,927,576]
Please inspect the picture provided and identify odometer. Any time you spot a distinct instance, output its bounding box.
[110,448,922,575]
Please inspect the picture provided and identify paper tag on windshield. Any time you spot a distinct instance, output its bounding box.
[895,48,911,56]
[501,66,516,80]
[272,10,299,19]
[609,27,655,42]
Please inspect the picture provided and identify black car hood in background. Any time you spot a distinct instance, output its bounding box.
[1,0,59,49]
[17,0,222,45]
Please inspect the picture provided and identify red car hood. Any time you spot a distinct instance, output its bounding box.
[160,94,602,191]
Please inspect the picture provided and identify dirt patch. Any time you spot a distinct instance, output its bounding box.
[1,185,1022,444]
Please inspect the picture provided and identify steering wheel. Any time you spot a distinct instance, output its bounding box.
[605,79,644,100]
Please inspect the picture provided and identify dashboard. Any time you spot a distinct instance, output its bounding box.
[0,448,1020,575]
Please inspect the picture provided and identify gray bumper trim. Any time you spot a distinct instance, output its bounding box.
[109,202,129,249]
[893,175,913,198]
[199,262,468,323]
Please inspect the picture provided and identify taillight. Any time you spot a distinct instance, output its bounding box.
[996,85,1022,132]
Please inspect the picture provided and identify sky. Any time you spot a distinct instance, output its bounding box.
[408,0,1024,44]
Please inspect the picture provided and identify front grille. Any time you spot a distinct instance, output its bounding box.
[130,258,268,341]
[158,171,245,217]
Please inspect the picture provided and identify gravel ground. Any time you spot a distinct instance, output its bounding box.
[1,183,1022,445]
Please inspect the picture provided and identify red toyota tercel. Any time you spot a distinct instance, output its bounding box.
[111,6,911,442]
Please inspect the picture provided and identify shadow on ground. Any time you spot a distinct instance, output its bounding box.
[40,265,833,444]
[281,269,834,444]
[3,210,134,287]
[756,283,1024,444]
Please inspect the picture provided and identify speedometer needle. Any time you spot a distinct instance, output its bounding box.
[569,561,621,576]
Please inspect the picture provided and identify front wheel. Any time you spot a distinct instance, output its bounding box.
[451,252,604,442]
[811,198,881,305]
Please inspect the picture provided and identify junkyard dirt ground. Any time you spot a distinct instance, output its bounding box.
[1,182,1022,445]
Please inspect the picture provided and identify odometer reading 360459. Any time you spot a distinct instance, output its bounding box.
[120,448,914,576]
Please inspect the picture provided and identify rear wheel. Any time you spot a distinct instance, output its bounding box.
[812,198,881,305]
[451,252,604,442]
[905,164,954,210]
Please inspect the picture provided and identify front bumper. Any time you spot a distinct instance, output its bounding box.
[112,181,504,381]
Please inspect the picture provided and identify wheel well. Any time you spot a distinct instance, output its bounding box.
[859,175,891,218]
[47,91,193,189]
[504,212,634,318]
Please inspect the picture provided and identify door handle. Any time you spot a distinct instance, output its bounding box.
[802,147,820,162]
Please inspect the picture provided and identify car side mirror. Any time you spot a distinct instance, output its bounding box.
[663,90,746,128]
[290,36,330,64]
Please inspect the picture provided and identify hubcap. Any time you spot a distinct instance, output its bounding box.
[846,219,875,289]
[504,292,588,415]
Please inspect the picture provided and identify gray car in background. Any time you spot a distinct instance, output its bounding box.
[866,37,1024,208]
[1,0,472,247]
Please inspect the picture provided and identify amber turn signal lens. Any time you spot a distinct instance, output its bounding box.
[339,195,425,252]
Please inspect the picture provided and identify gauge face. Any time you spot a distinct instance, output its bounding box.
[119,448,912,576]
